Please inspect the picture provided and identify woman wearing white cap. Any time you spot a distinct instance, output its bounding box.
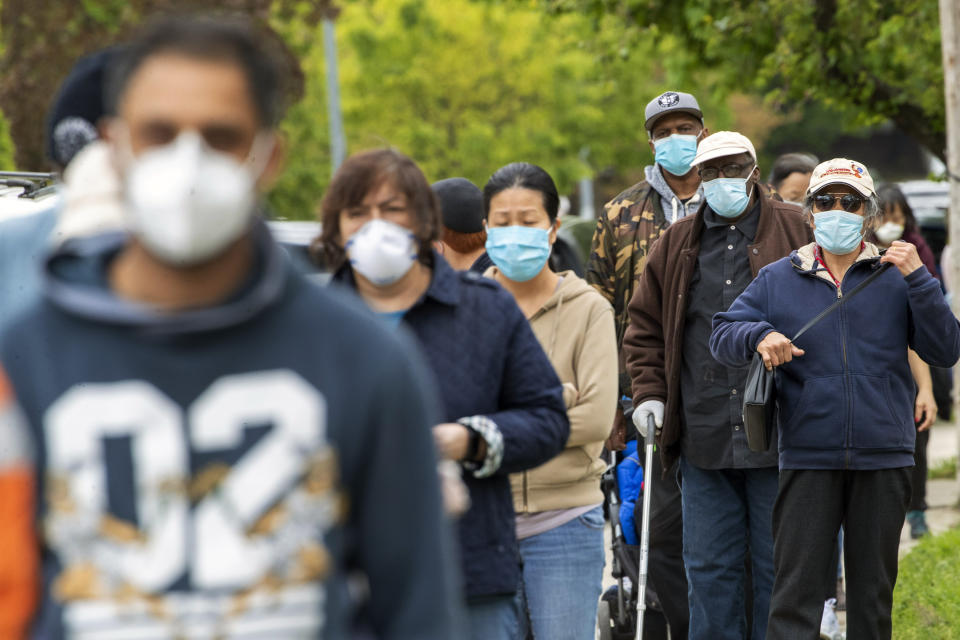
[710,158,960,639]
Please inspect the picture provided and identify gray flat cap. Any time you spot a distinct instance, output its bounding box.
[644,91,703,132]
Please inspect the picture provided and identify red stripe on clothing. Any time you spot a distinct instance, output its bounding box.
[0,466,37,637]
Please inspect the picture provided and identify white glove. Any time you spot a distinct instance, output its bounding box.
[632,400,664,438]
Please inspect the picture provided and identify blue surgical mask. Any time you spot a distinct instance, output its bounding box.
[814,210,864,255]
[485,225,551,282]
[654,134,698,176]
[703,178,752,218]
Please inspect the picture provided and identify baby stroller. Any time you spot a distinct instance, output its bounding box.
[597,436,670,640]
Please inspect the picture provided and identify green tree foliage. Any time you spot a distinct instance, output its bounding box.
[270,0,744,219]
[0,0,304,170]
[540,0,946,160]
[0,0,779,220]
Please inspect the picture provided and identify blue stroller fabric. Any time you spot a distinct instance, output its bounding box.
[617,440,644,545]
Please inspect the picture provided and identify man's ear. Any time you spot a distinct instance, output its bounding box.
[434,240,445,256]
[256,131,287,191]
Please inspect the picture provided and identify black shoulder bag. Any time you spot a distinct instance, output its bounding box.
[743,262,892,452]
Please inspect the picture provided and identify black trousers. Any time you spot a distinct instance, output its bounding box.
[637,451,690,640]
[766,467,911,640]
[909,427,929,511]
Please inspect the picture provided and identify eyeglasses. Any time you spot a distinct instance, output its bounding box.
[812,193,865,213]
[698,163,753,181]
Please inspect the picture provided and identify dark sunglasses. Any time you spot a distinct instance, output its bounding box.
[812,193,865,213]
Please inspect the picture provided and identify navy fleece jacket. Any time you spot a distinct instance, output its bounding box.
[710,243,960,471]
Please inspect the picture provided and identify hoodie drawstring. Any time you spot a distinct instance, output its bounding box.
[548,290,564,360]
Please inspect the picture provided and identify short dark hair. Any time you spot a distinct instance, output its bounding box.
[317,149,441,269]
[105,15,289,127]
[877,183,919,234]
[442,228,487,254]
[768,152,819,189]
[483,162,560,222]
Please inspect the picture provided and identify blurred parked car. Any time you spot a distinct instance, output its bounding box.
[0,172,60,220]
[265,219,327,281]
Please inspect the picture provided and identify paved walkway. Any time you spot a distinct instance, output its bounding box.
[899,419,958,556]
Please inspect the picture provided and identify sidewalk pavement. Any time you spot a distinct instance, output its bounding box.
[899,419,959,556]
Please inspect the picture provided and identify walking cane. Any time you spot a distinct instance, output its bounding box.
[635,415,656,640]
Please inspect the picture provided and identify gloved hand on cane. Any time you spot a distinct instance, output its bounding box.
[632,399,664,439]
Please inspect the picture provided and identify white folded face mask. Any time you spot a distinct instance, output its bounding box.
[874,221,904,245]
[118,129,273,267]
[345,219,418,286]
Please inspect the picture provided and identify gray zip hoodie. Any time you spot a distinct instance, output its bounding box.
[644,164,704,225]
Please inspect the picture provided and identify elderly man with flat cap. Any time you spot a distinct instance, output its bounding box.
[623,132,811,639]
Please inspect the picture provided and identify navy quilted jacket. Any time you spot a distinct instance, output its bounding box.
[333,254,569,599]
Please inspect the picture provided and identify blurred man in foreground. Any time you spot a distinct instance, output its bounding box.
[0,15,461,639]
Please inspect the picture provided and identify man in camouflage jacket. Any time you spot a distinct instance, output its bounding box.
[587,91,708,449]
[586,90,708,640]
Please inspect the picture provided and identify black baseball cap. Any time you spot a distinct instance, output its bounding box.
[432,178,485,234]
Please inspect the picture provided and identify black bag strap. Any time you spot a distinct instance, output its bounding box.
[790,261,892,343]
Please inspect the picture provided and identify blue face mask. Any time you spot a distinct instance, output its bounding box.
[814,210,864,255]
[485,225,551,282]
[703,177,752,218]
[654,134,698,176]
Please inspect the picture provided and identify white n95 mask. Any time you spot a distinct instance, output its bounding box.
[345,219,418,285]
[120,130,273,266]
[875,221,905,245]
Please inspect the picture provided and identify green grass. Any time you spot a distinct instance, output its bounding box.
[928,457,957,480]
[892,527,960,638]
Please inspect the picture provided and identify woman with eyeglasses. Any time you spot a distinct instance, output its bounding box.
[319,149,570,640]
[710,158,960,640]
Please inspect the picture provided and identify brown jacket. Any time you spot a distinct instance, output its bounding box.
[622,192,813,470]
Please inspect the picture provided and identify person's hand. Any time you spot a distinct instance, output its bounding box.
[880,240,924,277]
[432,423,471,461]
[437,460,470,517]
[915,386,938,432]
[632,399,664,438]
[756,331,805,371]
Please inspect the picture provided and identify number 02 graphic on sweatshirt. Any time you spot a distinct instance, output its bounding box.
[43,370,339,638]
